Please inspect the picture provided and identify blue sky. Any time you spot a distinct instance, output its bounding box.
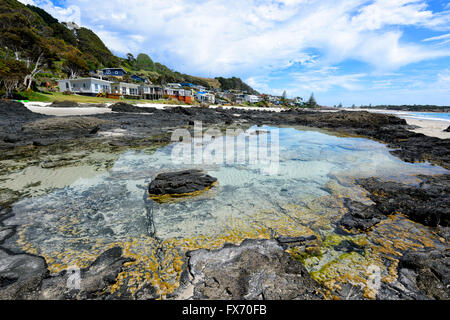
[20,0,450,106]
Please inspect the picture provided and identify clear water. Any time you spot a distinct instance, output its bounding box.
[4,125,447,245]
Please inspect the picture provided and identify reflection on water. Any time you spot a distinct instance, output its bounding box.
[2,126,448,298]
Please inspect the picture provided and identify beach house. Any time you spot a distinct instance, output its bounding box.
[57,78,112,96]
[196,92,215,104]
[111,82,140,98]
[140,85,163,100]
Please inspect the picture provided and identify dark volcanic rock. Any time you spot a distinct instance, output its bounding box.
[110,102,157,113]
[396,249,449,300]
[0,249,48,299]
[49,100,80,108]
[445,126,450,133]
[337,199,385,232]
[0,246,132,300]
[184,239,323,300]
[357,175,450,227]
[148,170,217,201]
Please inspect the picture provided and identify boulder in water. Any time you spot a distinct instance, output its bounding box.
[148,170,217,203]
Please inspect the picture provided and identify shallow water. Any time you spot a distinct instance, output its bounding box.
[2,125,448,297]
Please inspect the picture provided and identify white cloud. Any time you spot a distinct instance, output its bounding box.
[19,0,449,77]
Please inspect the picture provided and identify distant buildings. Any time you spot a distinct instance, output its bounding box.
[57,68,285,106]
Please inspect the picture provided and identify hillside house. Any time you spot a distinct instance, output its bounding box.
[164,87,193,104]
[100,68,127,78]
[196,92,215,104]
[57,78,112,96]
[140,85,163,100]
[244,95,261,103]
[111,82,140,98]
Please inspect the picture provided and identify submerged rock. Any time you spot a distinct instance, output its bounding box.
[183,239,323,300]
[148,170,217,203]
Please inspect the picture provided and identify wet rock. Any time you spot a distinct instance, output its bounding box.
[444,126,450,133]
[22,117,111,135]
[0,249,48,300]
[357,175,450,227]
[185,239,323,300]
[39,247,133,300]
[396,249,449,300]
[337,199,384,232]
[148,170,217,203]
[276,235,317,249]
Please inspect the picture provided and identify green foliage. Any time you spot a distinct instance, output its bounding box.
[134,53,154,71]
[76,28,119,68]
[215,77,259,94]
[305,93,318,108]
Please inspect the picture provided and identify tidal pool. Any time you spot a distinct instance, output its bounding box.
[2,126,448,298]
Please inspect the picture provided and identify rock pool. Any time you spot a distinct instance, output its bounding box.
[1,125,448,298]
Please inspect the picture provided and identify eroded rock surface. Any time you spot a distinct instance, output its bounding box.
[148,170,217,202]
[184,239,323,300]
[0,247,131,300]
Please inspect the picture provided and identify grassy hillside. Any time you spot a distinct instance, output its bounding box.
[0,0,258,93]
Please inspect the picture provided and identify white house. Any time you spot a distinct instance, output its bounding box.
[196,92,215,104]
[244,95,261,103]
[57,78,112,96]
[111,82,140,97]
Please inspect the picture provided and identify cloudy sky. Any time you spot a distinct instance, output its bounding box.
[20,0,450,106]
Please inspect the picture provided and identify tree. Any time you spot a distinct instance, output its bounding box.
[63,51,89,78]
[306,93,318,108]
[0,59,28,97]
[134,53,154,71]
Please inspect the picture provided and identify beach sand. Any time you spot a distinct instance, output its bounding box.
[404,118,450,139]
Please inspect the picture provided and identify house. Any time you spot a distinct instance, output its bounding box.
[100,68,127,78]
[179,83,195,88]
[131,75,147,83]
[140,85,163,100]
[164,87,193,104]
[244,95,261,104]
[57,78,112,96]
[196,92,215,104]
[111,82,140,98]
[166,83,182,89]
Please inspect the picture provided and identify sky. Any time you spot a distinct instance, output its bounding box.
[19,0,450,106]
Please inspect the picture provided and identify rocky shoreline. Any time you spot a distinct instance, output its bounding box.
[0,100,448,300]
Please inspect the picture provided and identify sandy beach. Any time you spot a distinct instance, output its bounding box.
[403,118,450,139]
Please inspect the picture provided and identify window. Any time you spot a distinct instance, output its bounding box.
[122,87,127,94]
[66,82,69,90]
[95,84,99,92]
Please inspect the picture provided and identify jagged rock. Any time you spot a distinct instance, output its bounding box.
[396,249,449,300]
[0,247,132,300]
[357,175,450,227]
[337,199,384,232]
[185,239,323,300]
[148,170,217,203]
[0,249,48,299]
[444,126,450,133]
[39,247,133,300]
[110,102,157,113]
